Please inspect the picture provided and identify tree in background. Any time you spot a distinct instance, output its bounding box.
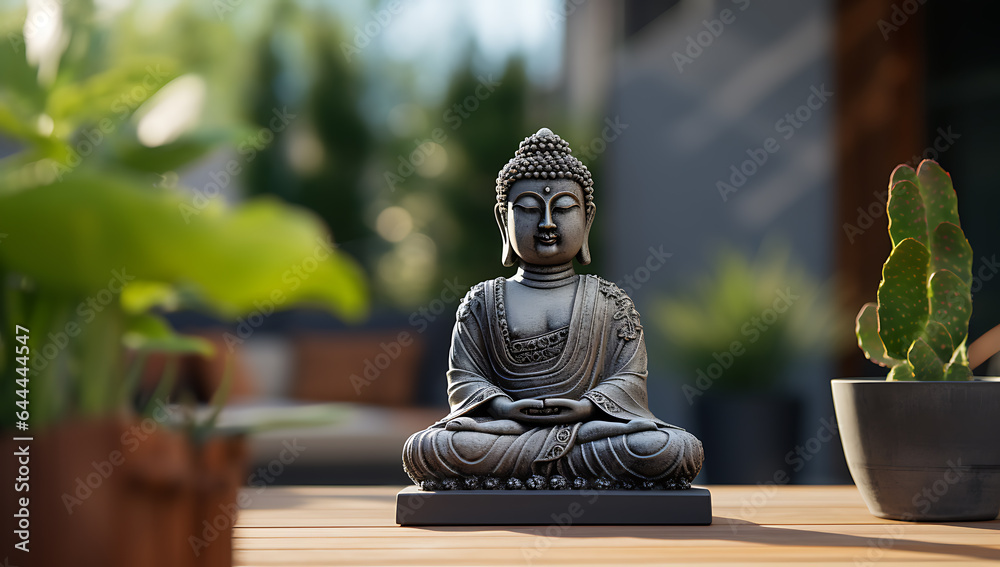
[244,1,374,255]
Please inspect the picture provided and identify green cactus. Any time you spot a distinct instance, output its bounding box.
[855,160,974,381]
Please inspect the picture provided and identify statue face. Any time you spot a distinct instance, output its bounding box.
[504,178,588,266]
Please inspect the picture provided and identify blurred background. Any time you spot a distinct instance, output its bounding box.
[1,0,999,498]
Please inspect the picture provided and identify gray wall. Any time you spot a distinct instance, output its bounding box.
[598,0,842,482]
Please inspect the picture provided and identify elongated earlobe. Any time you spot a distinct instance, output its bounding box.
[495,204,517,267]
[576,204,596,265]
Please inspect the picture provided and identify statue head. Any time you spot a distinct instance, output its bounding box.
[494,128,596,267]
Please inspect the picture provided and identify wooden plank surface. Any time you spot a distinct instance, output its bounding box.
[233,486,1000,566]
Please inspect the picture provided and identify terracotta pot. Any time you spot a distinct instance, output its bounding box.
[1,418,247,567]
[126,422,196,567]
[832,378,1000,521]
[193,435,249,567]
[29,418,132,567]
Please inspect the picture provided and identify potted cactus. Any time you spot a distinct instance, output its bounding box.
[832,160,1000,521]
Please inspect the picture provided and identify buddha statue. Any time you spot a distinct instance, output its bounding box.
[402,127,704,491]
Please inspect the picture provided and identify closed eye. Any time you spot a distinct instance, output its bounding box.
[553,203,580,213]
[552,195,581,212]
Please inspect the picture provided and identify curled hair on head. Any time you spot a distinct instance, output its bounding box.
[495,127,594,216]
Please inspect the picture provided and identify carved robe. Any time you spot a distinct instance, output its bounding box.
[402,275,704,486]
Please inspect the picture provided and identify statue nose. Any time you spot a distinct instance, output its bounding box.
[539,206,556,230]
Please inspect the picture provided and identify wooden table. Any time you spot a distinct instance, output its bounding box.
[234,485,1000,565]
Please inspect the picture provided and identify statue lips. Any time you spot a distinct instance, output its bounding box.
[536,232,559,246]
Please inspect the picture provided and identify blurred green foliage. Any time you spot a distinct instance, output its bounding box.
[244,1,374,249]
[380,59,533,301]
[653,241,849,392]
[0,1,366,428]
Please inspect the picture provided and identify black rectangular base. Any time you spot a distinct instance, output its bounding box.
[395,486,712,525]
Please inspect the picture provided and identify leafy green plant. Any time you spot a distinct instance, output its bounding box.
[655,241,845,393]
[856,160,974,381]
[0,7,366,429]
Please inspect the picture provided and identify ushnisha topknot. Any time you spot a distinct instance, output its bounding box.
[495,127,594,215]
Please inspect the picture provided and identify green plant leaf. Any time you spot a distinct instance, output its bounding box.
[907,338,945,381]
[77,302,125,416]
[856,302,899,366]
[0,29,45,116]
[45,59,180,132]
[886,180,927,247]
[950,336,969,365]
[921,320,954,363]
[0,106,49,147]
[915,160,961,231]
[123,312,214,355]
[120,281,180,313]
[929,269,972,349]
[943,362,973,382]
[889,164,918,188]
[877,238,930,359]
[887,362,915,381]
[0,28,60,153]
[930,222,973,287]
[112,129,241,173]
[0,172,368,320]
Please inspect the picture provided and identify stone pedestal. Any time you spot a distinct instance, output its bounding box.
[395,486,712,525]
